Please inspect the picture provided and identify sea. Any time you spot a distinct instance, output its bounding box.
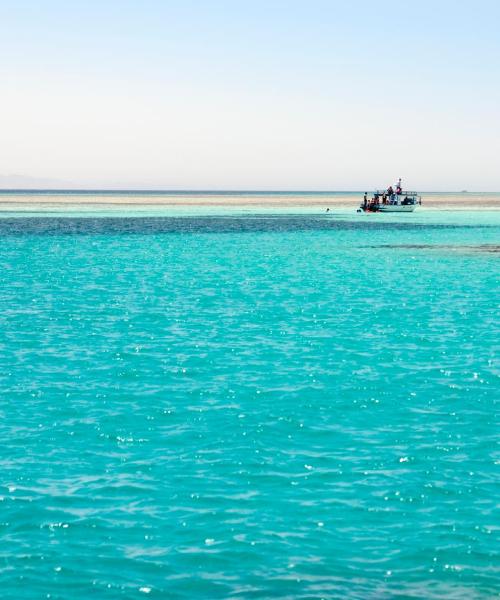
[0,192,498,599]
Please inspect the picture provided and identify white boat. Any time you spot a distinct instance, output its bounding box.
[378,200,419,212]
[359,179,421,213]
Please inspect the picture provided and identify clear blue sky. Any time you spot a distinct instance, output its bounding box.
[1,0,499,190]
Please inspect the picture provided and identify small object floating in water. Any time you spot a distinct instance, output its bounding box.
[359,178,421,213]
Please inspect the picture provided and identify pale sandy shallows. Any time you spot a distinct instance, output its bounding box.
[0,192,500,208]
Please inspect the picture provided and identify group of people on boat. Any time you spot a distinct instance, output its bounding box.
[362,178,410,210]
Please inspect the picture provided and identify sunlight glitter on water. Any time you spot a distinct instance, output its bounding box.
[0,209,498,598]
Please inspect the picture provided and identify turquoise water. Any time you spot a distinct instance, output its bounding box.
[0,209,498,598]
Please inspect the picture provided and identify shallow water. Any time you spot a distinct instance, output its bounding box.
[0,210,498,598]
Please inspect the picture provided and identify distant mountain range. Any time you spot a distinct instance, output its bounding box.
[0,174,73,189]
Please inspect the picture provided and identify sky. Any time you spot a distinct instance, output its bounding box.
[1,0,499,190]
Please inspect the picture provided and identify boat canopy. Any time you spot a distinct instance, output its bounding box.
[375,190,419,196]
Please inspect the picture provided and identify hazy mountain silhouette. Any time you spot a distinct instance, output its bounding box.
[0,174,73,189]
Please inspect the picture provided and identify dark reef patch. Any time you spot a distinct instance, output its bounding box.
[0,215,493,236]
[364,243,499,254]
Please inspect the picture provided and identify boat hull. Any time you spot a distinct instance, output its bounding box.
[378,205,417,212]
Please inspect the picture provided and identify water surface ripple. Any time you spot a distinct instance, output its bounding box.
[0,213,498,598]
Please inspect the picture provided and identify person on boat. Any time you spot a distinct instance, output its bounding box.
[387,185,394,202]
[363,193,368,209]
[382,192,387,205]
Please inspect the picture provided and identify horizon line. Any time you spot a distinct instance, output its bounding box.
[0,188,495,194]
